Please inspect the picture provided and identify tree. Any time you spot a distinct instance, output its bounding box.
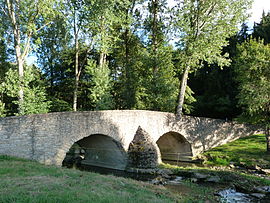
[63,0,91,111]
[142,0,179,112]
[4,65,51,115]
[82,0,129,109]
[234,38,270,152]
[172,0,252,118]
[188,23,251,119]
[36,14,71,97]
[1,0,59,114]
[253,11,270,44]
[85,59,114,110]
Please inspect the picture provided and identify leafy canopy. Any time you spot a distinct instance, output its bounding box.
[234,38,270,126]
[173,0,252,70]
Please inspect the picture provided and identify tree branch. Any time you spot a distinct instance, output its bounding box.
[36,21,53,32]
[21,32,32,61]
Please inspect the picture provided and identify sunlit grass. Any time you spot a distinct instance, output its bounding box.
[2,155,270,203]
[203,134,270,167]
[0,155,177,203]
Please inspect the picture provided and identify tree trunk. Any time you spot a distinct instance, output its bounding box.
[17,57,24,115]
[15,30,24,115]
[99,52,106,68]
[73,8,79,112]
[7,0,25,114]
[176,66,190,119]
[73,32,79,112]
[266,127,270,153]
[152,0,158,75]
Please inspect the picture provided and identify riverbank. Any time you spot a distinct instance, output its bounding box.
[201,134,270,168]
[1,155,270,202]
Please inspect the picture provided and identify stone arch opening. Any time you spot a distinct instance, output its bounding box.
[156,132,192,162]
[62,134,127,170]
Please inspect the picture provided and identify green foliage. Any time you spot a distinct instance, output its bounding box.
[253,11,270,44]
[0,88,5,117]
[189,65,240,119]
[234,38,270,126]
[172,0,252,116]
[0,81,5,117]
[112,33,147,110]
[49,98,73,112]
[4,66,51,115]
[173,0,251,70]
[0,0,258,117]
[183,85,196,114]
[136,46,179,112]
[137,0,179,112]
[85,60,114,110]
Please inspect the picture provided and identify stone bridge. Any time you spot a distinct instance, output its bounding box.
[0,110,261,170]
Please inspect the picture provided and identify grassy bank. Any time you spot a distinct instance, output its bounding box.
[0,155,219,203]
[0,155,174,203]
[202,134,270,167]
[2,133,270,203]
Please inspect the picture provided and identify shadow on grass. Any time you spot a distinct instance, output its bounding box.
[0,155,31,162]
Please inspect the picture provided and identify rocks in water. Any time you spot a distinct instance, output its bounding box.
[127,126,159,169]
[193,172,209,179]
[229,164,235,169]
[260,169,270,175]
[218,188,252,203]
[156,169,173,179]
[206,176,221,183]
[254,186,270,194]
[190,178,198,183]
[218,186,270,203]
[250,193,266,199]
[190,172,221,183]
[168,176,183,184]
[150,176,167,185]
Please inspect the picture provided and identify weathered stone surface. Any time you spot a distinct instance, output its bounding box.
[193,172,209,179]
[206,176,221,183]
[0,110,263,168]
[250,193,266,199]
[128,126,159,169]
[255,186,270,193]
[261,169,270,175]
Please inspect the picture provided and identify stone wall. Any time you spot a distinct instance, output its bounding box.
[0,110,263,169]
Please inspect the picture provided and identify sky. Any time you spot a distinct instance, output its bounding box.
[249,0,270,23]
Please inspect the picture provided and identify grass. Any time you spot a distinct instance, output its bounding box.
[202,134,270,167]
[0,155,219,203]
[2,133,270,203]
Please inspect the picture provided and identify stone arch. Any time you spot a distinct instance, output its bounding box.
[156,131,192,162]
[62,134,128,170]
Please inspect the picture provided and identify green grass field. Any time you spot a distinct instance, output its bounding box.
[0,155,220,203]
[0,155,177,203]
[203,134,270,167]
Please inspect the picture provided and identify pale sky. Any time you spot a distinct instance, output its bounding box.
[249,0,270,23]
